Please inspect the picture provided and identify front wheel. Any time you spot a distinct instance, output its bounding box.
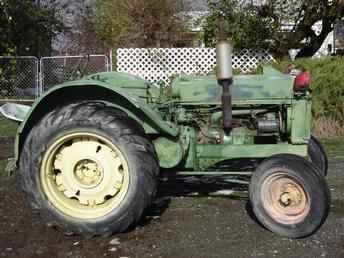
[249,154,330,238]
[19,101,159,237]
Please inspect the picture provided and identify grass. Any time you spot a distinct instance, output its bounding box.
[0,160,8,177]
[0,116,19,137]
[0,116,18,177]
[312,117,344,138]
[320,137,344,160]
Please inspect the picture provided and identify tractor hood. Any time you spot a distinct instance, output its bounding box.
[171,67,295,103]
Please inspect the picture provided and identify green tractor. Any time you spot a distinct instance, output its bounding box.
[11,40,330,238]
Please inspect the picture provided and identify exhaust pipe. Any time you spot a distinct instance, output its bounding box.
[216,40,233,132]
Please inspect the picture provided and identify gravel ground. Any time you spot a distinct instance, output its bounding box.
[0,141,344,258]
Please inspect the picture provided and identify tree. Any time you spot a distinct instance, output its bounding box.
[69,9,107,54]
[52,1,106,55]
[283,0,344,58]
[0,0,62,56]
[204,0,275,50]
[92,0,190,49]
[203,0,344,58]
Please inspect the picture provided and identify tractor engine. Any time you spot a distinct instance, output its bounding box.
[167,39,286,149]
[172,105,281,145]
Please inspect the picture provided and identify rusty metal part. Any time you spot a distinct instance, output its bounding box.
[220,79,233,131]
[261,173,310,225]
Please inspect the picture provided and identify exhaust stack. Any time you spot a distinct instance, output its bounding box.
[216,40,233,132]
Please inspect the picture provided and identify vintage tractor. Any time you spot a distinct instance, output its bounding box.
[9,40,330,239]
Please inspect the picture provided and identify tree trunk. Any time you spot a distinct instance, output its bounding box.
[296,21,333,58]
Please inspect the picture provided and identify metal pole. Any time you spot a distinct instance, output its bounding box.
[109,48,113,72]
[36,0,41,57]
[35,57,40,98]
[39,58,44,95]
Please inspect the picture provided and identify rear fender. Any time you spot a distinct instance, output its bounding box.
[15,80,178,162]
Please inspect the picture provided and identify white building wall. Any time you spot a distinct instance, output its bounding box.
[312,21,335,57]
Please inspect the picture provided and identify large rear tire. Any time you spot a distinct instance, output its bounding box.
[19,101,159,237]
[249,154,330,238]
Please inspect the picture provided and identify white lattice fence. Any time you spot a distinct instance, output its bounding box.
[117,48,274,85]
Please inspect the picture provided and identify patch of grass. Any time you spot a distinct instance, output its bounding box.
[0,116,19,137]
[331,199,344,214]
[0,116,18,177]
[313,117,344,138]
[321,137,344,160]
[0,160,8,177]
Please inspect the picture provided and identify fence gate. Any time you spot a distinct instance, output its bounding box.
[0,56,39,101]
[117,48,275,85]
[40,55,110,93]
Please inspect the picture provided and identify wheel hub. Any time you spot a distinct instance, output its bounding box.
[74,159,103,188]
[53,139,125,206]
[261,173,310,225]
[279,184,302,207]
[40,132,130,219]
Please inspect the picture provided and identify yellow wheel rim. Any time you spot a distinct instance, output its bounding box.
[40,132,130,219]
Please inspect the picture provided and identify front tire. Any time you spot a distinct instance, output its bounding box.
[19,101,159,237]
[249,154,330,238]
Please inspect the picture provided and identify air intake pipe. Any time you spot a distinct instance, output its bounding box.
[216,40,233,132]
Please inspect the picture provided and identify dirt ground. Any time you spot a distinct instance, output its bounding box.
[1,139,344,258]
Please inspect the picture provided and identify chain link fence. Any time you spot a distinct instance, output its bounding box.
[0,57,39,101]
[40,55,110,92]
[0,55,110,101]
